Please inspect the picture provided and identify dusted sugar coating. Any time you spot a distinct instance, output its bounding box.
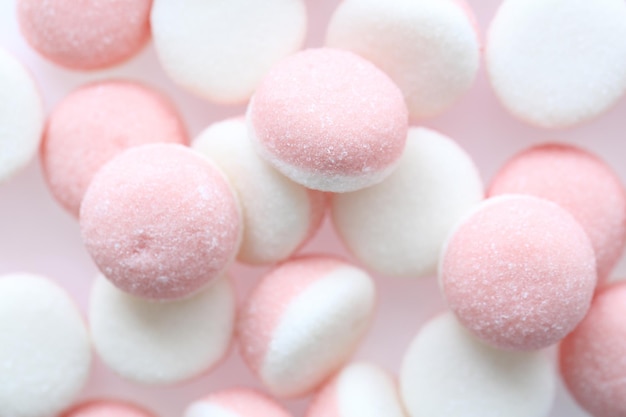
[17,0,150,70]
[249,48,408,192]
[486,0,626,128]
[489,143,626,283]
[440,195,597,350]
[0,47,44,182]
[151,0,306,103]
[332,127,483,278]
[193,118,326,265]
[80,144,242,301]
[400,313,555,417]
[560,282,626,417]
[306,362,406,417]
[327,0,480,119]
[42,80,188,217]
[0,274,92,417]
[61,400,154,417]
[90,274,236,385]
[185,388,291,417]
[238,255,376,398]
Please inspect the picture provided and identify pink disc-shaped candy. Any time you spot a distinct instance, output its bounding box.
[489,143,626,284]
[184,388,291,417]
[238,255,376,398]
[61,400,154,417]
[42,80,188,217]
[80,144,242,301]
[440,195,597,351]
[248,48,408,193]
[17,0,151,70]
[559,282,626,417]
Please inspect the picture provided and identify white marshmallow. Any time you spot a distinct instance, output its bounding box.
[185,388,291,417]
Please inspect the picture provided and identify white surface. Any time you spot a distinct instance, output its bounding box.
[151,0,307,104]
[486,0,626,128]
[193,118,320,265]
[0,274,91,417]
[261,266,376,397]
[0,0,616,415]
[327,0,480,119]
[332,127,484,278]
[400,313,556,417]
[90,275,236,385]
[0,46,43,182]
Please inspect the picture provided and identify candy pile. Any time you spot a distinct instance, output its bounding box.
[1,0,626,417]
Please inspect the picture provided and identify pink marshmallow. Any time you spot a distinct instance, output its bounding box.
[80,144,242,301]
[61,400,154,417]
[185,388,291,417]
[440,195,597,351]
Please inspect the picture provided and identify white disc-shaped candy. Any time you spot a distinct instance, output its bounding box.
[486,0,626,128]
[332,127,483,278]
[307,362,406,417]
[151,0,307,103]
[0,274,91,417]
[185,388,291,417]
[193,118,326,265]
[238,255,376,398]
[327,0,480,119]
[0,48,44,181]
[90,274,235,385]
[400,313,556,417]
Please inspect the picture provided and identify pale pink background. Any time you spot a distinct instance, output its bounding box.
[2,0,624,416]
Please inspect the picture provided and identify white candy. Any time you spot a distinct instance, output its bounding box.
[326,0,480,119]
[400,313,556,417]
[486,0,626,128]
[185,388,291,417]
[90,274,235,385]
[193,118,326,265]
[151,0,307,103]
[332,127,483,278]
[307,362,406,417]
[0,274,91,417]
[0,48,44,181]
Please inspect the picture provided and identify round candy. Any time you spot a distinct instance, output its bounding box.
[559,282,626,417]
[42,80,188,217]
[486,0,626,128]
[489,143,626,283]
[151,0,306,103]
[440,195,597,350]
[61,400,154,417]
[18,0,151,70]
[90,274,235,385]
[332,127,483,278]
[0,274,92,417]
[248,48,408,192]
[238,255,376,398]
[400,313,556,417]
[0,47,44,182]
[306,362,405,417]
[184,388,291,417]
[80,144,241,301]
[193,118,326,265]
[326,0,480,119]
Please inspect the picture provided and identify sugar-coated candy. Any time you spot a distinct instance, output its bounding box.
[89,274,235,385]
[400,313,555,417]
[248,48,408,193]
[238,255,376,398]
[332,127,483,278]
[440,195,597,350]
[80,144,242,301]
[61,400,155,417]
[327,0,480,119]
[151,0,307,103]
[41,80,188,217]
[0,274,91,417]
[17,0,151,70]
[184,388,292,417]
[193,118,326,265]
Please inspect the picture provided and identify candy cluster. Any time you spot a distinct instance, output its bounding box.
[2,1,626,417]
